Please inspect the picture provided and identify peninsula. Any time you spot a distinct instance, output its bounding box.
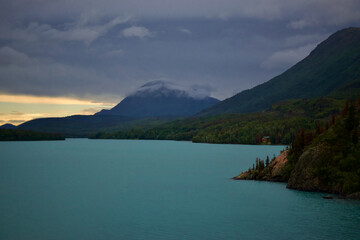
[234,99,360,199]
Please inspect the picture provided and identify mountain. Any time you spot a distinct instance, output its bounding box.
[0,123,17,129]
[198,27,360,116]
[18,81,218,136]
[96,81,219,117]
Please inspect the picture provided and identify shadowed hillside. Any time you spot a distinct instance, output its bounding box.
[198,27,360,116]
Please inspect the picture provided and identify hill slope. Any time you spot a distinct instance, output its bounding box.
[198,27,360,116]
[233,98,360,198]
[96,81,219,117]
[18,115,174,137]
[286,99,360,196]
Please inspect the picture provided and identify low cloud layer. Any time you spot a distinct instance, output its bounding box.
[261,44,317,70]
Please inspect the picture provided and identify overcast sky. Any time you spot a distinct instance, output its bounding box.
[0,0,360,124]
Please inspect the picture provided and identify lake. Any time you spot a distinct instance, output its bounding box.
[0,139,359,240]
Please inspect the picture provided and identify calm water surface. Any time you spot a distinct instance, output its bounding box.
[0,139,359,240]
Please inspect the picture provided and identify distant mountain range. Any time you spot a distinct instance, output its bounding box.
[96,81,219,117]
[198,27,360,116]
[93,27,360,143]
[10,27,360,138]
[16,81,219,136]
[18,115,134,137]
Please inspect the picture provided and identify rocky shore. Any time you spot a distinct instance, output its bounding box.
[233,149,360,200]
[233,150,288,182]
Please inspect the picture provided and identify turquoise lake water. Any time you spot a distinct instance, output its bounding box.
[0,139,359,240]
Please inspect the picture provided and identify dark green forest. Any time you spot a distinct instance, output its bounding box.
[236,98,360,197]
[0,129,65,141]
[285,98,360,196]
[91,97,346,145]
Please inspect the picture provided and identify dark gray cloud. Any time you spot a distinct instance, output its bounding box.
[2,0,360,24]
[0,15,129,45]
[0,1,359,102]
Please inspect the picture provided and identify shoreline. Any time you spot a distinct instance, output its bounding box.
[232,149,360,200]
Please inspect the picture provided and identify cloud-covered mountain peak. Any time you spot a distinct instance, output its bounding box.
[130,80,214,100]
[96,80,219,117]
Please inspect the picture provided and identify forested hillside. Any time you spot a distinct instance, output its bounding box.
[234,98,360,198]
[91,97,346,144]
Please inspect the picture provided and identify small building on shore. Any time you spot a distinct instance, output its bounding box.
[262,136,271,144]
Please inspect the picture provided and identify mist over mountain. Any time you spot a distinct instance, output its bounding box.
[132,81,214,99]
[96,81,219,117]
[16,81,218,136]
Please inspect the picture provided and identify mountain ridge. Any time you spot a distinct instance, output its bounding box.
[197,27,360,116]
